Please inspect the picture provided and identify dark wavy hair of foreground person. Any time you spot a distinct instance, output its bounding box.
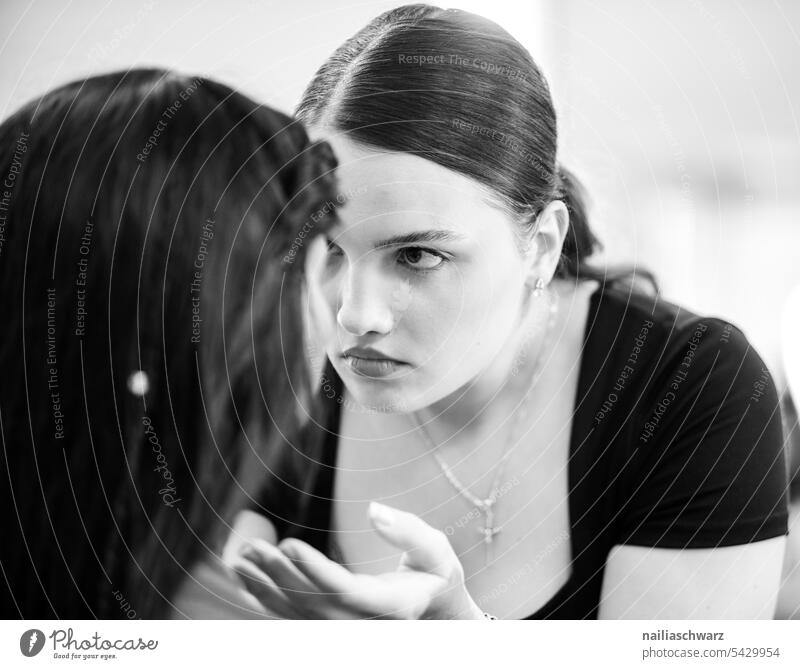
[297,3,657,291]
[0,68,337,618]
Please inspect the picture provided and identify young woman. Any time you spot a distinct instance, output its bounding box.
[232,5,789,619]
[0,68,338,618]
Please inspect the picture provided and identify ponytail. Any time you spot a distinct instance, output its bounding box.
[555,165,659,293]
[555,165,601,280]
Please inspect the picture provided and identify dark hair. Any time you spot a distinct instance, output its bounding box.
[0,68,337,618]
[297,3,656,289]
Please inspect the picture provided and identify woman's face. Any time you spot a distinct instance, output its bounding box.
[305,134,533,413]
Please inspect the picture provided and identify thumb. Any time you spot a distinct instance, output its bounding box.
[368,501,454,577]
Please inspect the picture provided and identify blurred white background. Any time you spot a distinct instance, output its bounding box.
[1,0,798,386]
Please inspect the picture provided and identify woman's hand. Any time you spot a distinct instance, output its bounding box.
[231,502,485,620]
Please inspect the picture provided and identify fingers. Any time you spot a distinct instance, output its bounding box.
[243,540,320,596]
[277,539,429,619]
[222,510,278,563]
[368,502,455,577]
[237,529,460,620]
[277,538,356,594]
[241,539,364,618]
[361,569,444,619]
[231,558,304,620]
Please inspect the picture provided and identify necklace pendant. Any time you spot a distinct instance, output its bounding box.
[479,525,501,563]
[479,507,498,544]
[478,525,501,544]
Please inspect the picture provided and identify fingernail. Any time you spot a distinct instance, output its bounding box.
[368,501,394,528]
[278,539,296,559]
[239,543,256,560]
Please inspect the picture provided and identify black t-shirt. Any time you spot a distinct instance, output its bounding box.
[254,282,790,619]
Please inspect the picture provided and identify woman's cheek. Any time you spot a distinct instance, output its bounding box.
[417,286,478,364]
[389,276,414,324]
[456,277,515,356]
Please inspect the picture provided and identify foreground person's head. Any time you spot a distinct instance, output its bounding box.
[0,68,337,617]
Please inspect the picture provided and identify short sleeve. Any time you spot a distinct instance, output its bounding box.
[617,318,790,548]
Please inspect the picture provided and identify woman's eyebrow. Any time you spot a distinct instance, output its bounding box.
[373,230,466,248]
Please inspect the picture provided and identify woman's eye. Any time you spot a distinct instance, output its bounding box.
[326,238,344,256]
[397,247,444,270]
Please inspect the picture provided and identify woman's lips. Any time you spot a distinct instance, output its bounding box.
[343,355,408,378]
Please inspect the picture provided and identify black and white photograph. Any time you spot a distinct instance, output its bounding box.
[0,0,799,664]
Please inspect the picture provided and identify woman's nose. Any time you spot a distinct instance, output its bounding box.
[336,266,395,336]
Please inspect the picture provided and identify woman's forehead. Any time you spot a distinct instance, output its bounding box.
[321,135,508,236]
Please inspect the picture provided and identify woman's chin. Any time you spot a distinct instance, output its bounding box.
[330,366,409,414]
[345,383,447,416]
[349,390,408,414]
[331,358,464,415]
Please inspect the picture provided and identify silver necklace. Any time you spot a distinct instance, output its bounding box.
[411,287,560,563]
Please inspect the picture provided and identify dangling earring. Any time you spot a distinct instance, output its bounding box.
[532,278,545,298]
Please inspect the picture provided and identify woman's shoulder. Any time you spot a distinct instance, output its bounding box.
[597,283,788,548]
[583,279,777,429]
[593,280,755,363]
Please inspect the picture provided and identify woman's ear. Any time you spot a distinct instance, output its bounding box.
[523,200,569,290]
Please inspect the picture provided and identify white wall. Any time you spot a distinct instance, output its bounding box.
[0,0,400,116]
[2,0,798,377]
